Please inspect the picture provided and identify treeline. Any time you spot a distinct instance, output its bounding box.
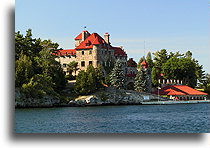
[138,49,209,93]
[15,29,67,100]
[138,50,202,87]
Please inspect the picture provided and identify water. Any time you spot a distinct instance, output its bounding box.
[15,103,209,133]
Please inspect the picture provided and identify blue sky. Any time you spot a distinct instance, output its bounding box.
[15,0,209,73]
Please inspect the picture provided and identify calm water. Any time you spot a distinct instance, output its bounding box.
[15,103,209,133]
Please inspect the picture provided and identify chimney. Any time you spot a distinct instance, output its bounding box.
[82,31,88,41]
[104,33,110,44]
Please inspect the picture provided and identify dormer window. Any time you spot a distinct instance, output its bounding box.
[86,43,89,46]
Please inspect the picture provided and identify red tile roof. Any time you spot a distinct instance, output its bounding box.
[75,33,106,49]
[54,31,127,57]
[112,47,127,57]
[127,58,137,67]
[74,30,90,40]
[52,49,76,56]
[141,60,148,68]
[153,85,208,96]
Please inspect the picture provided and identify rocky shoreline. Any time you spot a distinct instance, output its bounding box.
[15,87,161,108]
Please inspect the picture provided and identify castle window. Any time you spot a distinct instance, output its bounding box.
[89,61,93,65]
[63,63,67,68]
[82,51,84,55]
[89,50,92,54]
[81,61,85,67]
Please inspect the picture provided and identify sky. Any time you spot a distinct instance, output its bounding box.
[15,0,209,73]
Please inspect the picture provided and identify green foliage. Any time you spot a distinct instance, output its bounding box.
[15,29,67,101]
[199,73,210,94]
[134,68,147,92]
[21,74,59,99]
[15,53,34,87]
[146,52,154,68]
[110,59,125,89]
[152,49,204,88]
[153,49,169,68]
[104,74,111,86]
[185,51,192,58]
[74,65,103,95]
[67,61,79,76]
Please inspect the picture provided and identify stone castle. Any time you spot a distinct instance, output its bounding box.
[53,30,139,88]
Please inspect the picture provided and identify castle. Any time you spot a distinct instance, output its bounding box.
[53,30,138,88]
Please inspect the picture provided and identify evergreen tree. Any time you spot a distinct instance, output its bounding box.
[74,65,104,95]
[74,70,89,95]
[95,64,103,89]
[146,52,154,68]
[15,29,67,101]
[110,59,125,89]
[15,53,34,87]
[134,68,147,92]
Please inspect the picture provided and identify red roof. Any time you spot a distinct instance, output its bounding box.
[75,33,107,49]
[127,58,137,67]
[74,30,90,40]
[54,31,127,57]
[112,47,127,57]
[153,85,208,96]
[141,60,148,68]
[53,49,76,56]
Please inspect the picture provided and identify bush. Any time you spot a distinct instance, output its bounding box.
[21,74,59,99]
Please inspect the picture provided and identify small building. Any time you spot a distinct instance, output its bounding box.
[153,85,209,100]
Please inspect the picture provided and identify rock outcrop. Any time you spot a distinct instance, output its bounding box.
[15,89,60,108]
[68,87,158,106]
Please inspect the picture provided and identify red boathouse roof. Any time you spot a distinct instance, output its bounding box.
[153,85,208,96]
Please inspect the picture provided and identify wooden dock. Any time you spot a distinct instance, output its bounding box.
[141,100,210,105]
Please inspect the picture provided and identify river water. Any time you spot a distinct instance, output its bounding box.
[15,103,209,133]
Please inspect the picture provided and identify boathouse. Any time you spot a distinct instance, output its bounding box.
[153,85,209,100]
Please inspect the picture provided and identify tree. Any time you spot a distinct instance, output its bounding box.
[134,68,147,92]
[203,74,210,94]
[95,64,103,89]
[15,53,34,87]
[110,59,125,89]
[162,57,197,87]
[74,65,104,95]
[146,52,154,68]
[21,74,59,99]
[15,29,67,101]
[153,49,169,68]
[67,61,79,76]
[74,70,89,95]
[185,51,192,58]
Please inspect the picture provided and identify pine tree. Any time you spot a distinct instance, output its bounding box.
[146,52,154,68]
[134,68,147,92]
[110,59,125,89]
